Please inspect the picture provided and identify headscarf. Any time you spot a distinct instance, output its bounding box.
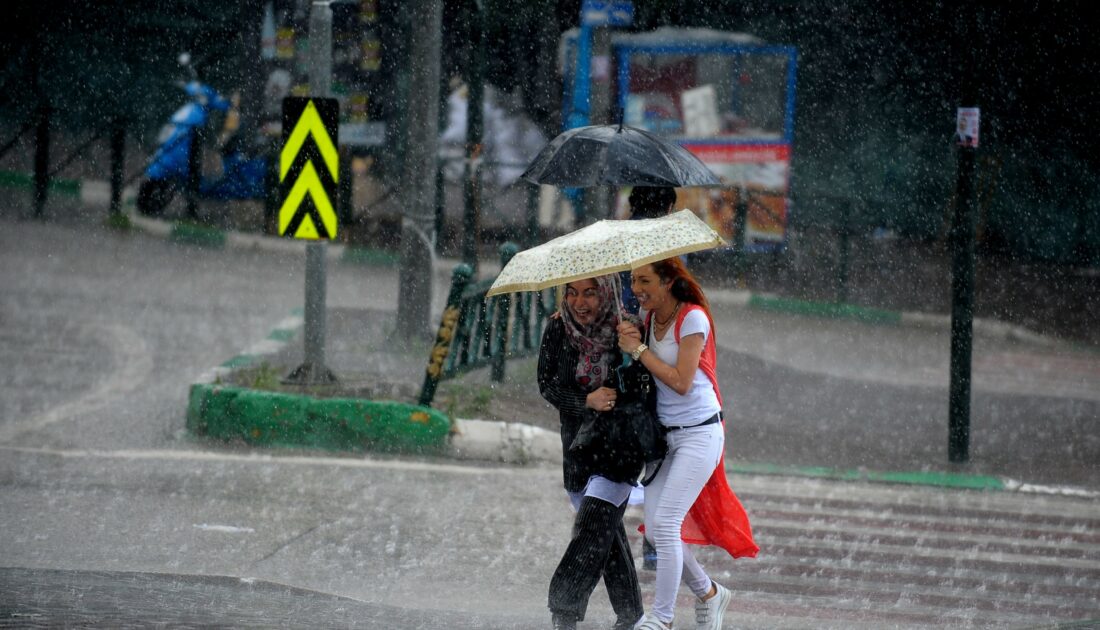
[560,274,639,390]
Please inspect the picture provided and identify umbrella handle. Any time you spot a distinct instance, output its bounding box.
[613,274,632,370]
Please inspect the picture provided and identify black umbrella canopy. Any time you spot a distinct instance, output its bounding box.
[521,124,721,188]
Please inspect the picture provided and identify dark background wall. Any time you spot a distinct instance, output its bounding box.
[2,0,1097,263]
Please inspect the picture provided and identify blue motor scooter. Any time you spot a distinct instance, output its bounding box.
[137,54,270,216]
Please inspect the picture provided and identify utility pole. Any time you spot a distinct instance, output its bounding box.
[461,0,486,271]
[948,13,981,463]
[396,0,443,340]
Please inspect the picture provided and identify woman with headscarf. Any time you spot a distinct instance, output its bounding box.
[537,274,645,630]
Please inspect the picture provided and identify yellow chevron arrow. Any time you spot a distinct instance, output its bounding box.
[280,100,339,182]
[278,160,338,238]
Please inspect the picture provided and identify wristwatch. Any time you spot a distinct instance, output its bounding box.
[631,343,648,361]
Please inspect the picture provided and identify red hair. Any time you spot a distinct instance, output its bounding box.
[649,257,713,322]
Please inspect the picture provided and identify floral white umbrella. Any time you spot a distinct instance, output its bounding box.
[485,209,726,297]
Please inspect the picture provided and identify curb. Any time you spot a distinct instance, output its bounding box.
[449,418,562,464]
[724,462,1100,499]
[186,311,451,455]
[128,212,401,267]
[185,310,559,463]
[186,383,451,454]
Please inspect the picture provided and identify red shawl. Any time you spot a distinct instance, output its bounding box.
[645,304,759,559]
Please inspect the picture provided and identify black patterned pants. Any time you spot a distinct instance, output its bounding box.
[548,496,644,624]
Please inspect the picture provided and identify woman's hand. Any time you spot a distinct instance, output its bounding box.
[586,386,618,412]
[617,321,642,354]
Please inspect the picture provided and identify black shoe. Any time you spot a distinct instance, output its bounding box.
[552,613,578,630]
[612,616,640,630]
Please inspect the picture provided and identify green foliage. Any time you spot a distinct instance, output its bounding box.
[104,212,132,231]
[247,362,282,391]
[439,382,493,419]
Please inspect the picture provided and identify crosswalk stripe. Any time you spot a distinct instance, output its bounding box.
[626,474,1100,627]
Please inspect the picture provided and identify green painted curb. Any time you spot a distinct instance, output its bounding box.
[728,462,1006,491]
[341,246,400,267]
[186,383,451,454]
[170,222,227,248]
[748,294,902,325]
[220,355,259,369]
[0,170,82,196]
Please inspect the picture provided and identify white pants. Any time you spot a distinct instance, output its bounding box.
[642,423,724,624]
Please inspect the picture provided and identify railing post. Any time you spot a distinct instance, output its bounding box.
[418,263,474,406]
[338,146,353,227]
[525,184,539,248]
[732,184,749,286]
[263,152,278,234]
[109,118,125,217]
[434,160,446,253]
[835,198,852,304]
[185,122,203,220]
[491,242,519,382]
[33,104,50,218]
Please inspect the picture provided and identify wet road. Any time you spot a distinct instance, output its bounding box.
[1,209,1098,628]
[1,446,1096,628]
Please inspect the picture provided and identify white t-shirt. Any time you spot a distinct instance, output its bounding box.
[648,308,722,427]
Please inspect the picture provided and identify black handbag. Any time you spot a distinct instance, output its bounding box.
[569,354,667,484]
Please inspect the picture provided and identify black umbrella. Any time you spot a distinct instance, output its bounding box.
[520,124,721,188]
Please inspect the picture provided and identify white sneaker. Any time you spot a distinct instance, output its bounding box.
[694,582,731,630]
[634,613,672,629]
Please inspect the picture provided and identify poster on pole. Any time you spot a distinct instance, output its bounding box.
[956,107,980,148]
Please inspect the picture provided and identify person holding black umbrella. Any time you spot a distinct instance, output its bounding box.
[620,186,678,315]
[619,185,677,572]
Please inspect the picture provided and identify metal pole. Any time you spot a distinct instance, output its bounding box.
[396,0,443,340]
[287,0,336,384]
[462,1,485,271]
[564,18,593,227]
[948,124,978,463]
[947,14,981,464]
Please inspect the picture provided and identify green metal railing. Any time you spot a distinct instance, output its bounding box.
[418,242,558,407]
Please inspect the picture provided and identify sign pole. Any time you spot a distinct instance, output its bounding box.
[948,105,979,462]
[285,0,337,384]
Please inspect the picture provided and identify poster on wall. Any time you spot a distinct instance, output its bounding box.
[615,144,789,252]
[617,144,790,251]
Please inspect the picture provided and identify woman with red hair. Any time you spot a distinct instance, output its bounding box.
[617,257,758,630]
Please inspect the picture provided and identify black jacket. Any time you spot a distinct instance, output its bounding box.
[537,316,601,493]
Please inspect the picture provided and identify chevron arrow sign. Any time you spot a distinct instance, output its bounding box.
[278,97,339,240]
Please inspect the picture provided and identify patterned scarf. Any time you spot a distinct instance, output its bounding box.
[560,274,639,390]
